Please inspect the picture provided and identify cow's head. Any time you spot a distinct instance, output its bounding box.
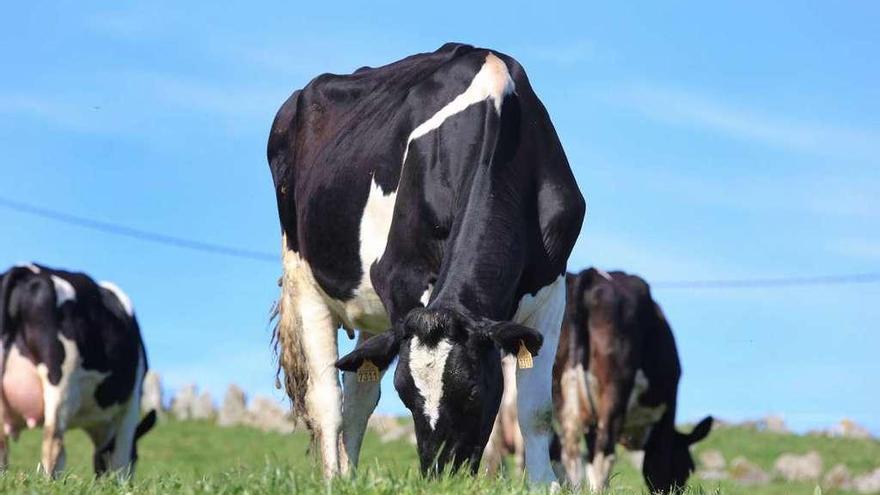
[93,409,157,477]
[336,307,542,474]
[669,416,713,487]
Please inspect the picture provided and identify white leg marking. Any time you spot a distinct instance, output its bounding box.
[285,250,345,477]
[587,452,616,492]
[409,337,453,429]
[512,275,566,484]
[36,334,81,477]
[341,332,386,468]
[99,281,135,317]
[50,276,76,307]
[560,363,588,486]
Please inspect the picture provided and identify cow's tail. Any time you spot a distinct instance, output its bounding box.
[0,266,32,343]
[271,234,310,421]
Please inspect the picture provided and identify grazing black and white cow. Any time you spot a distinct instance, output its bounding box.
[551,268,712,492]
[0,263,156,477]
[268,43,585,480]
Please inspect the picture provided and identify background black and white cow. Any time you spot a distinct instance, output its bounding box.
[0,263,156,477]
[551,268,712,492]
[268,43,584,480]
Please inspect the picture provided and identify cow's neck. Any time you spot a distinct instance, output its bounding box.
[429,167,526,322]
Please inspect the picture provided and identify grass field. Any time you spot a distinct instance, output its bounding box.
[1,419,877,494]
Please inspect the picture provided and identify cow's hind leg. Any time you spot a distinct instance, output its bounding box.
[0,359,8,471]
[277,243,344,478]
[0,400,8,471]
[36,336,79,478]
[513,276,566,483]
[38,381,71,478]
[558,361,589,486]
[341,331,385,471]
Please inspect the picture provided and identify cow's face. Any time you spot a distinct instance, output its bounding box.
[336,308,542,474]
[669,416,713,488]
[93,410,157,477]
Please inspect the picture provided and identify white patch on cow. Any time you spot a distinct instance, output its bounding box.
[406,53,514,151]
[513,275,566,327]
[587,452,616,492]
[419,283,434,306]
[333,179,395,332]
[511,274,566,483]
[99,281,134,316]
[595,268,612,281]
[50,276,76,307]
[409,337,453,429]
[620,369,666,449]
[36,334,114,432]
[15,262,40,273]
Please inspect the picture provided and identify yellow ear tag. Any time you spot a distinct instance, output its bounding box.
[357,360,380,383]
[516,340,533,369]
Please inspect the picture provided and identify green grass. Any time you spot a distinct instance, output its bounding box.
[0,420,876,494]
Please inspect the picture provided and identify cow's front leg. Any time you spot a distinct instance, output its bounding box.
[341,331,385,471]
[513,276,566,484]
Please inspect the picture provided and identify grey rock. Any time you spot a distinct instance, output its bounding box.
[191,391,215,420]
[368,414,416,445]
[170,384,198,420]
[699,449,727,471]
[762,415,789,433]
[853,467,880,494]
[141,371,163,414]
[729,457,771,486]
[218,384,248,427]
[245,395,296,434]
[823,464,853,491]
[774,451,823,482]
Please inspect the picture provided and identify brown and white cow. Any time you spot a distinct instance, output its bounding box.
[551,268,712,492]
[0,263,156,477]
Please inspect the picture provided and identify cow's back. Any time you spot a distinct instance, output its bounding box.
[267,43,527,302]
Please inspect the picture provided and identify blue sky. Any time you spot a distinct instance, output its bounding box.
[1,2,878,433]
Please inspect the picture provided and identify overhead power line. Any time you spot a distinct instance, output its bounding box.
[0,196,277,263]
[2,195,878,289]
[654,272,880,289]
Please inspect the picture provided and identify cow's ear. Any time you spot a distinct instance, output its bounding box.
[135,409,157,440]
[686,416,713,444]
[336,331,402,372]
[478,322,544,357]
